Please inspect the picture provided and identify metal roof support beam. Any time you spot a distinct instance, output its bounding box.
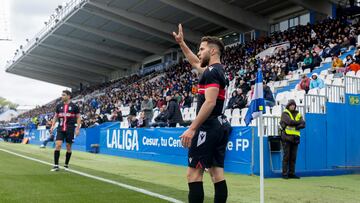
[159,0,249,32]
[288,0,332,16]
[51,34,145,62]
[83,6,174,43]
[11,69,79,87]
[65,22,167,54]
[17,62,92,83]
[28,52,110,76]
[19,60,103,83]
[87,0,203,44]
[40,43,130,71]
[188,0,268,31]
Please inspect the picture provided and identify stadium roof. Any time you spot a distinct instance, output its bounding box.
[4,0,333,89]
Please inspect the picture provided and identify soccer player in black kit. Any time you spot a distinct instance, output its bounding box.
[173,24,231,203]
[50,90,81,171]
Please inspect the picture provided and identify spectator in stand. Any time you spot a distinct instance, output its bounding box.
[297,75,311,93]
[287,57,298,72]
[312,52,322,68]
[343,54,354,68]
[226,91,238,109]
[348,50,360,73]
[302,53,313,71]
[246,85,255,107]
[165,95,183,127]
[116,108,123,122]
[110,108,123,122]
[331,55,345,73]
[234,89,247,109]
[136,111,146,128]
[263,82,275,107]
[354,49,360,64]
[238,79,250,95]
[130,116,138,128]
[155,95,166,109]
[182,92,193,108]
[174,91,182,104]
[151,105,168,127]
[90,98,98,109]
[129,102,137,117]
[14,17,360,127]
[310,73,325,89]
[95,114,103,125]
[141,95,153,127]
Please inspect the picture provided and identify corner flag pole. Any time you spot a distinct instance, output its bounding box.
[258,108,264,203]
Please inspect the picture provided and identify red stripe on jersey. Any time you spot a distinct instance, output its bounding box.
[198,84,221,89]
[198,89,226,100]
[218,95,225,100]
[205,83,220,88]
[198,89,205,94]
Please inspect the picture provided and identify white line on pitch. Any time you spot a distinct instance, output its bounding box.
[0,148,183,203]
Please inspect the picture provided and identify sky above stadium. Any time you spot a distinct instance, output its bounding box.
[0,0,68,108]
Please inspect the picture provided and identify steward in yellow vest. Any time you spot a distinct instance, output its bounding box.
[279,99,305,179]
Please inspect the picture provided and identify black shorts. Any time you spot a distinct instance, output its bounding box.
[188,115,232,169]
[56,128,75,144]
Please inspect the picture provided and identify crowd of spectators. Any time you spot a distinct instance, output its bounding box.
[9,17,360,128]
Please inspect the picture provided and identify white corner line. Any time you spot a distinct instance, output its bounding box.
[0,148,183,203]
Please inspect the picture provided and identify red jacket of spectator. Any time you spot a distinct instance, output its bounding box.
[299,77,310,91]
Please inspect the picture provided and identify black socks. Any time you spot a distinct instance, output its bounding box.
[188,181,204,203]
[54,150,60,165]
[214,180,228,203]
[65,152,72,165]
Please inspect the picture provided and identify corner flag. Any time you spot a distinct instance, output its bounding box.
[244,68,266,126]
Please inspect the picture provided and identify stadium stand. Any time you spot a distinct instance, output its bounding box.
[9,17,360,133]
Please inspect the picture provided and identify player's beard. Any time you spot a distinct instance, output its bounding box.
[62,97,69,103]
[200,52,210,67]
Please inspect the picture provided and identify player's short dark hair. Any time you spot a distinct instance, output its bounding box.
[62,90,72,98]
[201,36,225,56]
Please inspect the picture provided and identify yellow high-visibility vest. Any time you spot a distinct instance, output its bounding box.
[283,109,301,136]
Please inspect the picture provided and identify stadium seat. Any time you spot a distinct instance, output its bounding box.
[296,69,304,75]
[324,57,332,63]
[290,74,300,81]
[183,112,191,121]
[318,74,326,80]
[327,74,334,80]
[273,81,281,88]
[275,92,285,105]
[319,88,326,96]
[271,105,282,116]
[332,78,343,86]
[346,71,355,77]
[356,71,360,78]
[265,106,271,116]
[189,107,196,114]
[232,108,241,118]
[230,117,241,126]
[303,69,311,74]
[324,79,332,85]
[308,88,319,95]
[241,108,248,118]
[224,109,232,119]
[183,108,189,115]
[120,121,129,128]
[190,112,196,120]
[280,80,288,87]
